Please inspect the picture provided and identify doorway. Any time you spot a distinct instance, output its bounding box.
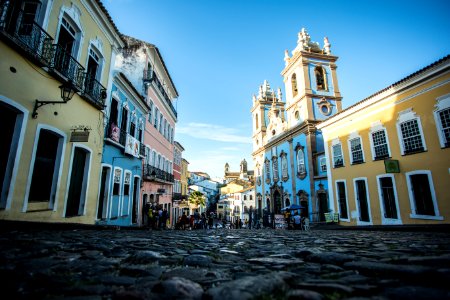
[355,179,370,222]
[28,129,63,208]
[66,147,90,217]
[317,192,328,222]
[97,166,110,219]
[0,102,24,209]
[273,190,281,214]
[132,176,139,224]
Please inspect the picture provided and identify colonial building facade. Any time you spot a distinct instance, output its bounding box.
[252,29,342,223]
[317,55,450,226]
[115,35,179,224]
[97,72,149,227]
[0,0,123,224]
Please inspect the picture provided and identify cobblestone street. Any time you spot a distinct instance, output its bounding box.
[1,225,450,299]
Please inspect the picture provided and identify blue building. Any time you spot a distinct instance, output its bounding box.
[251,29,342,223]
[97,72,149,226]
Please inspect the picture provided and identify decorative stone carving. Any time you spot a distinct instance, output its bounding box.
[323,37,331,54]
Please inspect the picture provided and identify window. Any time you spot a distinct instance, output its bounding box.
[332,143,344,167]
[437,108,450,147]
[255,114,259,130]
[371,129,390,160]
[291,73,298,97]
[406,171,441,220]
[129,121,136,138]
[264,158,271,183]
[272,156,279,182]
[320,157,327,172]
[335,181,348,220]
[280,151,288,181]
[400,120,424,153]
[397,110,426,155]
[124,172,131,196]
[148,100,153,122]
[85,45,103,96]
[113,168,122,195]
[154,108,159,128]
[159,115,163,134]
[315,66,326,90]
[296,145,306,178]
[349,137,364,164]
[434,95,450,148]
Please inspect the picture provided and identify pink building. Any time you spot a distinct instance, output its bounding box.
[116,36,178,226]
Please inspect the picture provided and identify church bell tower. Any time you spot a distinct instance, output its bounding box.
[282,28,342,128]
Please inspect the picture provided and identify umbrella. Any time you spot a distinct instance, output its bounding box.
[281,204,304,211]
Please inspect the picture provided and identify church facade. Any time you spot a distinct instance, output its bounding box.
[252,29,342,222]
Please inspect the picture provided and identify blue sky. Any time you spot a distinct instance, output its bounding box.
[104,0,450,178]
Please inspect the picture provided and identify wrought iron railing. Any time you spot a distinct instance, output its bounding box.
[49,43,85,91]
[84,73,106,108]
[143,164,174,183]
[106,120,126,147]
[0,6,53,66]
[152,74,177,118]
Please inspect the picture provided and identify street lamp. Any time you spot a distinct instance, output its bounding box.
[32,80,76,118]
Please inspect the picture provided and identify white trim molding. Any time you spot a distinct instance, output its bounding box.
[353,177,373,225]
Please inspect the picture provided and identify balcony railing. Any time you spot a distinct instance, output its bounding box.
[0,6,53,66]
[106,120,126,147]
[83,73,107,109]
[152,74,177,118]
[143,164,174,183]
[49,44,85,91]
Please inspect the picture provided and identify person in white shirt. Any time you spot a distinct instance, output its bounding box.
[292,211,301,230]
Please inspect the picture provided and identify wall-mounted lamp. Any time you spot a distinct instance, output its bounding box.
[32,80,76,119]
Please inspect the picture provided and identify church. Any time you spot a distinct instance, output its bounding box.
[224,159,254,183]
[251,28,342,222]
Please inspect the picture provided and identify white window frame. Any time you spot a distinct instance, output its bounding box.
[331,139,344,168]
[86,39,104,82]
[23,125,67,213]
[376,174,402,225]
[97,164,112,220]
[396,109,427,155]
[405,170,442,220]
[352,177,372,225]
[334,179,350,222]
[56,5,84,61]
[111,167,123,219]
[319,157,327,172]
[369,121,391,160]
[347,132,365,164]
[122,170,132,216]
[0,95,29,210]
[433,94,450,148]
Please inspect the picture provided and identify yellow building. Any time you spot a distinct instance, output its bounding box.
[0,1,123,223]
[181,158,189,198]
[317,55,450,226]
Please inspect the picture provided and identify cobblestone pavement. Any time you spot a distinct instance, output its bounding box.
[1,226,450,300]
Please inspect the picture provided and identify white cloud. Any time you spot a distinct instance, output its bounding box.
[177,122,251,144]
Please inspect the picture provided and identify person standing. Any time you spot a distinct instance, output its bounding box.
[293,211,301,230]
[248,206,253,229]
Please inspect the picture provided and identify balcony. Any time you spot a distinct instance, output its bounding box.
[105,120,126,147]
[143,164,174,183]
[139,142,145,157]
[82,74,107,109]
[0,6,53,67]
[48,44,85,92]
[151,73,177,118]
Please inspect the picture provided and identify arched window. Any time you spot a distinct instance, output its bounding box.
[315,66,326,90]
[296,146,306,179]
[291,73,298,97]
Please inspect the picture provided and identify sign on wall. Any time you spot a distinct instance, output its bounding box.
[384,159,400,173]
[124,134,140,158]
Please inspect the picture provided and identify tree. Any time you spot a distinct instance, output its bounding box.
[188,191,206,207]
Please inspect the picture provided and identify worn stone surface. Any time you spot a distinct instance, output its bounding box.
[1,226,450,299]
